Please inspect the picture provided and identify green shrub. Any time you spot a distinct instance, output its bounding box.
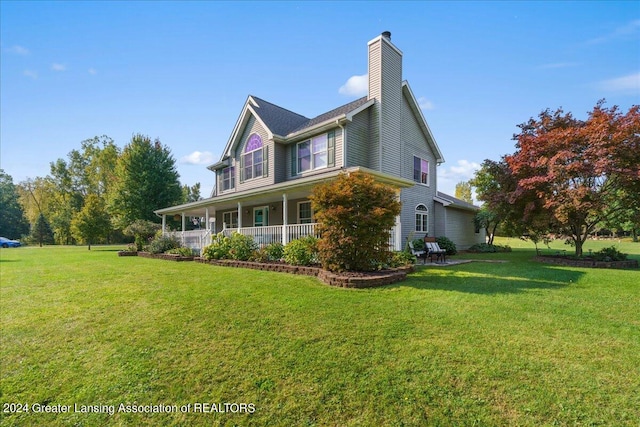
[202,233,232,260]
[147,234,181,254]
[166,247,194,257]
[411,239,425,251]
[592,246,627,262]
[390,251,416,267]
[228,233,258,261]
[267,242,284,261]
[283,236,318,266]
[468,243,512,253]
[436,236,457,255]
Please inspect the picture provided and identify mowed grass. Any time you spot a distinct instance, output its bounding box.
[1,241,639,426]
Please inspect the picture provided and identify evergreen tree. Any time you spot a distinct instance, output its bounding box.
[30,213,54,247]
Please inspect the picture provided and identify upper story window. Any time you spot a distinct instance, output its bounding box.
[291,131,335,176]
[413,156,429,185]
[241,133,268,182]
[219,166,235,192]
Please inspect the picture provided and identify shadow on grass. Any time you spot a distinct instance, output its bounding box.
[397,261,585,295]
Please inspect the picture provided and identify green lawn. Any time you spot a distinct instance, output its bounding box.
[1,241,639,426]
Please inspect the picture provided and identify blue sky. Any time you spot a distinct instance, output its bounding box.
[1,1,638,199]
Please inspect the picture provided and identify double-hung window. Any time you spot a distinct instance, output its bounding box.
[241,133,267,182]
[413,156,429,185]
[292,131,335,175]
[223,211,238,230]
[298,201,313,224]
[220,166,235,192]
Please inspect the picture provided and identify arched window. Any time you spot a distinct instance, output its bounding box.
[415,204,428,233]
[242,133,267,181]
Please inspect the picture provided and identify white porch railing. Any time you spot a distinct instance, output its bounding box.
[170,223,399,252]
[168,230,211,254]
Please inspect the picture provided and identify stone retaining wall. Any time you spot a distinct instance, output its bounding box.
[535,256,638,269]
[195,258,411,288]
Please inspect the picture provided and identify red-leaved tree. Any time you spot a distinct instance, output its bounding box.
[507,101,639,256]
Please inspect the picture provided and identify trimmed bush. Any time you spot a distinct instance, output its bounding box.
[592,246,627,262]
[468,243,512,253]
[436,236,457,255]
[228,233,258,261]
[310,171,401,272]
[202,233,232,260]
[283,236,318,266]
[147,234,181,254]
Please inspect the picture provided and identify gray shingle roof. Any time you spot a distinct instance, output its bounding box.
[251,96,370,137]
[436,191,479,211]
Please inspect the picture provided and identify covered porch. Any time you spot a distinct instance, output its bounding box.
[154,167,411,253]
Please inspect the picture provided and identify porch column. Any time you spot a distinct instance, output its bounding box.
[181,213,186,246]
[394,212,402,251]
[237,202,242,229]
[394,191,402,251]
[282,193,288,246]
[162,214,166,235]
[205,208,210,231]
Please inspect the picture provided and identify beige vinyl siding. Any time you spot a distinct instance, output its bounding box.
[236,115,274,192]
[379,39,403,176]
[439,207,484,250]
[274,142,287,183]
[345,108,371,167]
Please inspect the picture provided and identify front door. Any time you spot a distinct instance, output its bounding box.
[254,206,269,227]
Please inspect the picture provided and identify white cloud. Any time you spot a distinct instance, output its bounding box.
[437,159,481,198]
[180,151,215,165]
[23,69,38,79]
[338,74,368,96]
[51,63,66,71]
[597,72,640,95]
[417,96,435,110]
[7,45,30,55]
[587,19,640,44]
[88,68,97,75]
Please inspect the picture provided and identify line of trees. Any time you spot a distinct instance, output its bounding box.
[0,134,202,248]
[470,101,639,255]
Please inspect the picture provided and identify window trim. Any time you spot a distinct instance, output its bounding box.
[297,201,313,224]
[222,211,238,230]
[219,166,235,193]
[415,204,429,233]
[241,133,268,182]
[413,156,430,186]
[291,130,335,176]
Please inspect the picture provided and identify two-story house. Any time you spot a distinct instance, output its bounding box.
[155,32,485,252]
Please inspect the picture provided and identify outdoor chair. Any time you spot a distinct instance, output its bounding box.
[408,241,428,264]
[424,239,447,263]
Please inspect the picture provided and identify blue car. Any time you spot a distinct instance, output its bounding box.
[0,237,21,248]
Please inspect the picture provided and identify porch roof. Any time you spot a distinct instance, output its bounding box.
[155,166,414,217]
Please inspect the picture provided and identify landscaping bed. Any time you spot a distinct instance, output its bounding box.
[136,251,194,262]
[195,257,412,288]
[534,255,638,269]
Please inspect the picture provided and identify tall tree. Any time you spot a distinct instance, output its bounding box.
[182,182,202,203]
[0,170,30,239]
[454,181,473,203]
[71,194,111,250]
[508,101,639,256]
[108,134,182,229]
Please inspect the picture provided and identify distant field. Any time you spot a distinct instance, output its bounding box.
[1,243,638,426]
